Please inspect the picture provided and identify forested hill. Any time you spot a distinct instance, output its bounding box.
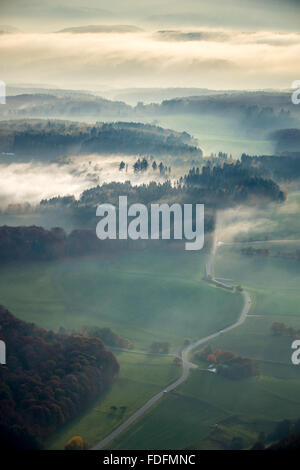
[2,90,298,136]
[0,306,119,449]
[0,120,202,161]
[2,90,296,120]
[0,93,132,119]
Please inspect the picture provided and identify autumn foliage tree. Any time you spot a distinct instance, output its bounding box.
[0,306,119,449]
[196,346,260,380]
[64,436,88,450]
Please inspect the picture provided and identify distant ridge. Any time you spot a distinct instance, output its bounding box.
[56,24,143,33]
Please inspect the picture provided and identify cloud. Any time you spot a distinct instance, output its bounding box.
[0,28,299,90]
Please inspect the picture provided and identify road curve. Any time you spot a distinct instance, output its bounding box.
[92,218,251,450]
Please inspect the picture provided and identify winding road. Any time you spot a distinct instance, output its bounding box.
[92,215,252,450]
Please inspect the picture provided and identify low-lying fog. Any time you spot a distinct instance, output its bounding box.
[218,193,300,244]
[0,154,182,209]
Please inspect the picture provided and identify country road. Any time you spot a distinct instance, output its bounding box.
[92,216,252,450]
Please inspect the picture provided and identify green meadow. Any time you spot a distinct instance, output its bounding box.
[47,351,181,450]
[0,248,242,349]
[156,114,273,158]
[110,369,300,450]
[215,245,300,322]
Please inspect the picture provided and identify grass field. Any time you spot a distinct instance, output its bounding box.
[107,207,300,450]
[110,367,300,450]
[47,351,181,449]
[157,114,273,159]
[0,248,242,349]
[109,268,300,451]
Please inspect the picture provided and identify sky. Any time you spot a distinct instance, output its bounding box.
[0,0,299,90]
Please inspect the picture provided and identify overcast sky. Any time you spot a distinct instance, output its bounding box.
[1,0,299,90]
[1,0,300,31]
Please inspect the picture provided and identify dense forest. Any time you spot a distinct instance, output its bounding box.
[240,152,300,182]
[0,306,119,449]
[0,93,132,120]
[182,163,285,203]
[0,226,118,263]
[0,120,202,161]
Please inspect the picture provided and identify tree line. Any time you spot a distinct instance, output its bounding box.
[0,120,202,161]
[270,321,300,339]
[0,226,118,264]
